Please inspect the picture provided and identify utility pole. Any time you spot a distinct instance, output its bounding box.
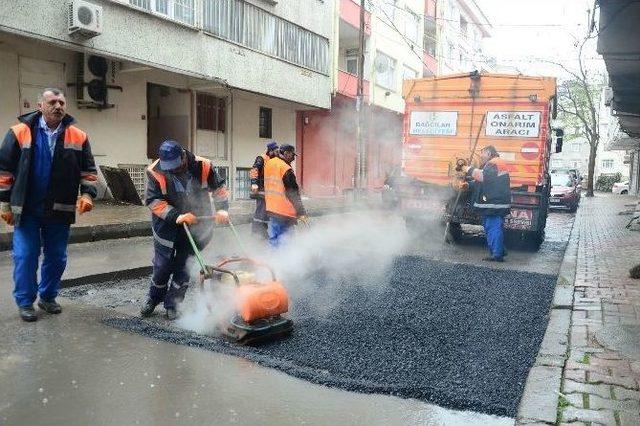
[355,0,366,199]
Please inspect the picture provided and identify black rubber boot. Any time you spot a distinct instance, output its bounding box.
[140,298,160,317]
[38,299,62,314]
[19,305,37,322]
[166,308,178,321]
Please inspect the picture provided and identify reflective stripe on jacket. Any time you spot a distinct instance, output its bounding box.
[469,156,511,217]
[146,149,228,251]
[264,157,297,219]
[0,111,97,225]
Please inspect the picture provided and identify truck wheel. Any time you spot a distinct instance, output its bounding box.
[445,223,463,243]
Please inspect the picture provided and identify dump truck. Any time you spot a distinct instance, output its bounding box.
[386,72,560,247]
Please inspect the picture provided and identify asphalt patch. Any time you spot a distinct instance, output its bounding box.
[101,255,556,417]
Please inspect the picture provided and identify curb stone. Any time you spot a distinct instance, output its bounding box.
[515,215,579,425]
[0,206,356,252]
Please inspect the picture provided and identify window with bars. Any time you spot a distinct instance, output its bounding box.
[235,168,252,199]
[259,107,272,139]
[197,93,226,132]
[201,0,329,74]
[214,166,229,186]
[602,159,614,169]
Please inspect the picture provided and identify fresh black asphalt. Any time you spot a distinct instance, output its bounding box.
[100,255,556,417]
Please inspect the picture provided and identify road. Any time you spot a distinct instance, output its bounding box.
[0,210,574,425]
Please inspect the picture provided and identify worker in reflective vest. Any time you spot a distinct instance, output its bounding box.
[264,144,307,247]
[463,145,511,262]
[0,88,97,322]
[249,141,279,239]
[141,140,230,320]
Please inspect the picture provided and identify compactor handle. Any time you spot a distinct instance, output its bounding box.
[216,257,277,281]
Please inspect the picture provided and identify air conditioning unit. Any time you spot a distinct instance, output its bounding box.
[73,53,121,109]
[68,0,103,38]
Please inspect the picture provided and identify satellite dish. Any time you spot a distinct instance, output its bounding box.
[374,55,388,73]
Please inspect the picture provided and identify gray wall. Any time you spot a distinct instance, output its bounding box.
[0,0,333,108]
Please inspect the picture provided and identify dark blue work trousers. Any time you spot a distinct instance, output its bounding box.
[13,215,70,307]
[482,215,506,260]
[148,233,191,309]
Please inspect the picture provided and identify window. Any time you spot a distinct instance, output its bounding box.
[404,11,420,44]
[460,16,468,35]
[402,65,418,80]
[128,0,195,25]
[196,94,225,132]
[602,159,614,169]
[202,0,329,74]
[259,107,272,139]
[380,0,396,22]
[345,49,359,75]
[423,16,437,56]
[235,168,252,199]
[375,51,396,91]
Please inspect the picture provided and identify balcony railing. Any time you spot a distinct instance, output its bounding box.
[117,0,329,74]
[337,70,369,99]
[340,0,371,36]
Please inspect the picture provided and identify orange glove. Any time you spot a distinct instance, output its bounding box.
[214,210,229,225]
[176,213,197,225]
[76,194,93,215]
[0,202,14,226]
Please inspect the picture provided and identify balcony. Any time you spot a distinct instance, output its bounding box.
[337,70,369,99]
[340,0,371,36]
[422,51,437,76]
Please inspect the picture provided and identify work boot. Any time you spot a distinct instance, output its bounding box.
[38,299,62,314]
[165,308,178,321]
[140,298,160,317]
[19,305,38,322]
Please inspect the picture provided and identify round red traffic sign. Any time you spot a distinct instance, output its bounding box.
[521,142,540,160]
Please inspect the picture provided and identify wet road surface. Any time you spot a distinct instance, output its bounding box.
[0,210,574,425]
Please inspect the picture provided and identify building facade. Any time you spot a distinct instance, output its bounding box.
[0,0,332,199]
[296,0,431,197]
[436,0,493,74]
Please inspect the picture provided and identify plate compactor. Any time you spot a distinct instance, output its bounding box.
[183,223,293,345]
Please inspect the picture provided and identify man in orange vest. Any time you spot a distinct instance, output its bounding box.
[264,144,307,247]
[249,141,279,239]
[0,88,96,322]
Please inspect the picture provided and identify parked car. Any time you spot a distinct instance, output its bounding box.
[612,181,629,195]
[549,171,581,212]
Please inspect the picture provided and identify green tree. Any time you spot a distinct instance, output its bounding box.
[555,10,604,197]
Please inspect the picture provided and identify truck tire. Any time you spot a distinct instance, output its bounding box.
[445,222,463,243]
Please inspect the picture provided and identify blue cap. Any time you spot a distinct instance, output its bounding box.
[279,144,297,155]
[159,140,184,171]
[266,141,278,151]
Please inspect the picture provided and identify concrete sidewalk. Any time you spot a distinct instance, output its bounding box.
[0,195,370,251]
[517,194,640,426]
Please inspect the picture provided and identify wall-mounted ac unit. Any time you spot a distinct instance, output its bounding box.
[68,0,103,38]
[72,53,122,110]
[604,86,613,107]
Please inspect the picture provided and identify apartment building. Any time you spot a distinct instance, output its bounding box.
[296,0,428,197]
[437,0,493,74]
[0,0,332,199]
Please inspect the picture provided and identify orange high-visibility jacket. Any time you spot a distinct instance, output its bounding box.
[264,157,297,218]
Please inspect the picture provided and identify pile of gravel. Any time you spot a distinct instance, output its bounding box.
[103,255,556,417]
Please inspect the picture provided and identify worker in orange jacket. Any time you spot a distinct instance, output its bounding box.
[249,141,279,239]
[264,144,307,247]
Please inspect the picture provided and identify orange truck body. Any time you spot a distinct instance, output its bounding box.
[397,73,557,236]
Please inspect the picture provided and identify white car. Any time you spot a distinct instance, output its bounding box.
[612,181,629,195]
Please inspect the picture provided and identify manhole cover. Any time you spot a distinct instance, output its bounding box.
[595,325,640,361]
